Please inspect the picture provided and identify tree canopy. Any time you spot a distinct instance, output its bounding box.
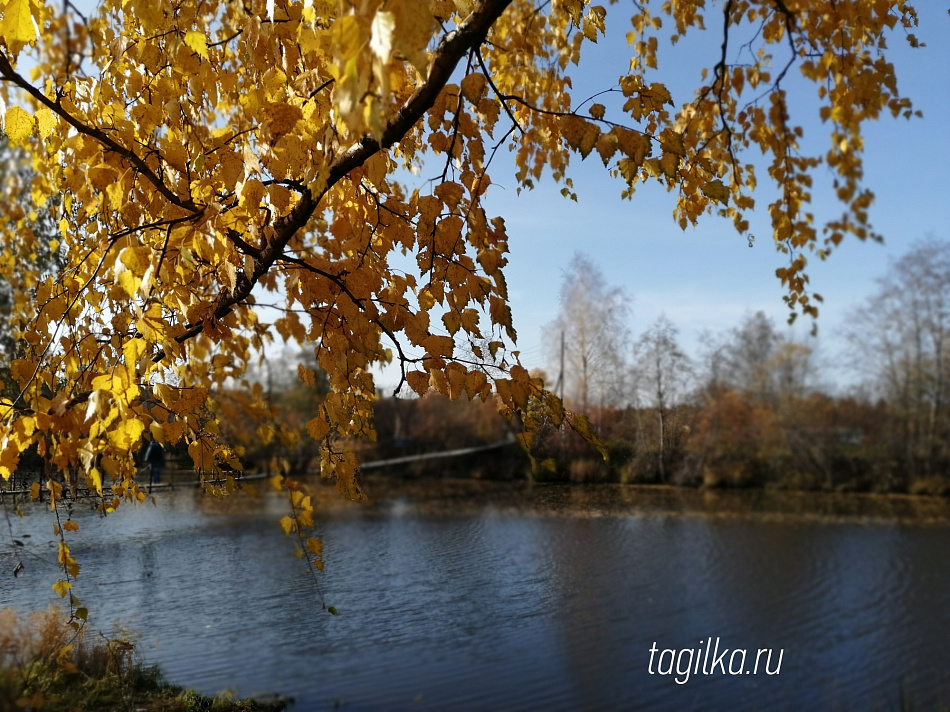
[0,136,62,388]
[0,0,922,524]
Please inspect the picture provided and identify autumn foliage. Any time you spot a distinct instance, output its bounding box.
[0,0,925,601]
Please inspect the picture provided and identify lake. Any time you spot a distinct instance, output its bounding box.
[1,479,949,711]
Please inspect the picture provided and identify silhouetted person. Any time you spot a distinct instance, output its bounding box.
[144,441,165,485]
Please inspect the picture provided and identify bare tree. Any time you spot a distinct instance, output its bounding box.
[707,311,815,404]
[720,311,779,401]
[633,316,691,480]
[546,253,631,416]
[769,340,815,401]
[844,238,950,471]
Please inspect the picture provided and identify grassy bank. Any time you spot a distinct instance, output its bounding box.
[0,609,290,712]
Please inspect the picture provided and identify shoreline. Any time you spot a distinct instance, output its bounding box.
[4,468,950,526]
[286,475,950,527]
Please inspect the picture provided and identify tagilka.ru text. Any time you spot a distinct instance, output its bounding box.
[648,639,784,685]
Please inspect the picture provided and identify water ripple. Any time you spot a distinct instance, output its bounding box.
[1,484,948,711]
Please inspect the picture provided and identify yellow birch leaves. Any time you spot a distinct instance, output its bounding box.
[2,105,30,146]
[0,0,38,54]
[0,0,922,521]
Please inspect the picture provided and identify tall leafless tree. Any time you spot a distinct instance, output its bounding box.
[633,316,691,480]
[701,311,815,404]
[844,238,950,473]
[546,253,631,417]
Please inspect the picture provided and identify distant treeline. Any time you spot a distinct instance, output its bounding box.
[372,387,950,495]
[212,381,949,496]
[518,240,950,496]
[216,240,950,497]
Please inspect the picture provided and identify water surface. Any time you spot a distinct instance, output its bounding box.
[1,480,948,711]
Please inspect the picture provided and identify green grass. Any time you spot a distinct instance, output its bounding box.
[0,608,290,712]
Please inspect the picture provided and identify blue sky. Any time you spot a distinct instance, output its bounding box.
[434,3,950,393]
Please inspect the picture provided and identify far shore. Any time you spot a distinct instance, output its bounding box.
[3,462,950,526]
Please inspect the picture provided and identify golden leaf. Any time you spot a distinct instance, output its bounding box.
[458,308,480,335]
[659,151,680,179]
[423,334,454,358]
[390,0,437,72]
[305,537,323,557]
[370,10,395,60]
[442,310,461,335]
[614,127,651,165]
[262,102,303,138]
[118,270,139,299]
[108,419,145,453]
[88,164,120,191]
[188,438,216,473]
[460,73,487,105]
[3,105,33,146]
[578,122,600,159]
[560,115,588,151]
[297,364,316,387]
[418,287,436,310]
[560,0,584,27]
[305,416,330,441]
[149,421,165,445]
[163,420,184,445]
[123,337,146,371]
[137,302,164,343]
[218,152,244,191]
[89,467,103,495]
[184,30,209,59]
[701,179,730,204]
[0,0,36,50]
[406,370,430,395]
[34,107,56,138]
[129,0,163,29]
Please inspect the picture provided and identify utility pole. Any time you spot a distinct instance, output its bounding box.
[554,329,564,402]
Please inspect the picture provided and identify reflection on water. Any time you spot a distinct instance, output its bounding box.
[1,480,948,711]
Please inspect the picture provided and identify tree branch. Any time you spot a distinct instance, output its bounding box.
[151,0,514,362]
[0,51,199,214]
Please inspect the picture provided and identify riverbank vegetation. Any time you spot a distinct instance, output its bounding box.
[0,609,288,712]
[178,241,950,497]
[525,240,950,496]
